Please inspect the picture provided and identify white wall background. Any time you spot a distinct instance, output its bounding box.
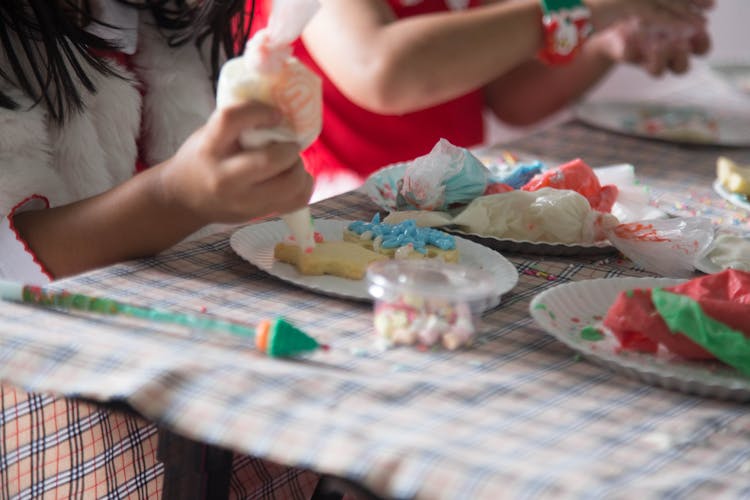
[705,0,749,63]
[485,0,750,144]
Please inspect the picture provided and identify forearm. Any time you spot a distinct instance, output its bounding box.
[305,0,648,115]
[305,0,546,114]
[12,165,204,279]
[9,102,312,281]
[484,33,615,126]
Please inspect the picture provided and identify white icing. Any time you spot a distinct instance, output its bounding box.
[281,208,315,251]
[452,188,619,243]
[706,233,750,271]
[394,243,415,260]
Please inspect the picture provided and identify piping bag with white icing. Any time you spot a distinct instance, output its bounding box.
[216,0,322,252]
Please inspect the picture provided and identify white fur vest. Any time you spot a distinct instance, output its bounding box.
[0,11,217,216]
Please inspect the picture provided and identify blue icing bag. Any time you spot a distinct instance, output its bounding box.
[489,160,544,189]
[400,139,489,210]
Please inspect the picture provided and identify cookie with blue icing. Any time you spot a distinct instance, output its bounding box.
[344,214,459,263]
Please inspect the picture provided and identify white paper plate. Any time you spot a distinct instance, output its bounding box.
[530,277,750,402]
[230,219,519,308]
[576,101,750,147]
[713,179,750,212]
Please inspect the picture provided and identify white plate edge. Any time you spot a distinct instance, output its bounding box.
[230,219,519,304]
[529,277,750,393]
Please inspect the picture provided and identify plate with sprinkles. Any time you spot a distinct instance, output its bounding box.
[713,180,750,213]
[530,277,750,402]
[576,101,750,147]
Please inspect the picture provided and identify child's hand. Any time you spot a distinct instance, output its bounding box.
[637,20,711,76]
[634,0,715,21]
[159,101,314,225]
[591,0,714,31]
[594,16,711,77]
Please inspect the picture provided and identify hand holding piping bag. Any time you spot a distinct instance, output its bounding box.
[216,0,322,252]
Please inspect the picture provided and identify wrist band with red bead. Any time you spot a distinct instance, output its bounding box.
[537,0,594,65]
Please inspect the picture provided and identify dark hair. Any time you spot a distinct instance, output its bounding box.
[0,0,255,123]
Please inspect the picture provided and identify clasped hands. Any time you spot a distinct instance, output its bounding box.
[593,0,715,76]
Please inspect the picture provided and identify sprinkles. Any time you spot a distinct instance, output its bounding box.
[522,268,559,281]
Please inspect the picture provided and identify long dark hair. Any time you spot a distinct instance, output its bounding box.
[0,0,256,123]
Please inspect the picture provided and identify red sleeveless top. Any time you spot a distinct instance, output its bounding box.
[251,0,484,180]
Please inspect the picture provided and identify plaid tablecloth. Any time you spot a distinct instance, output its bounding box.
[2,123,750,499]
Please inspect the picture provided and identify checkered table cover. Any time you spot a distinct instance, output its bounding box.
[2,124,749,500]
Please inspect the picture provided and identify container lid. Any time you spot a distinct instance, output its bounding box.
[366,259,496,302]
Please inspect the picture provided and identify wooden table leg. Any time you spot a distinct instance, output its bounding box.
[310,474,383,500]
[158,428,233,500]
[157,428,380,500]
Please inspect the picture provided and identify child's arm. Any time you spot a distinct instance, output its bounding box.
[484,18,711,126]
[301,0,711,115]
[12,101,313,279]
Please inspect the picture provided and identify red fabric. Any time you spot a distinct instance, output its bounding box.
[603,270,750,360]
[250,0,485,180]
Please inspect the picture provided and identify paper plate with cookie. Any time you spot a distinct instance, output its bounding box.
[230,217,518,309]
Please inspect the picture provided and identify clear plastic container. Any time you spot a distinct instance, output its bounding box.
[366,259,497,350]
